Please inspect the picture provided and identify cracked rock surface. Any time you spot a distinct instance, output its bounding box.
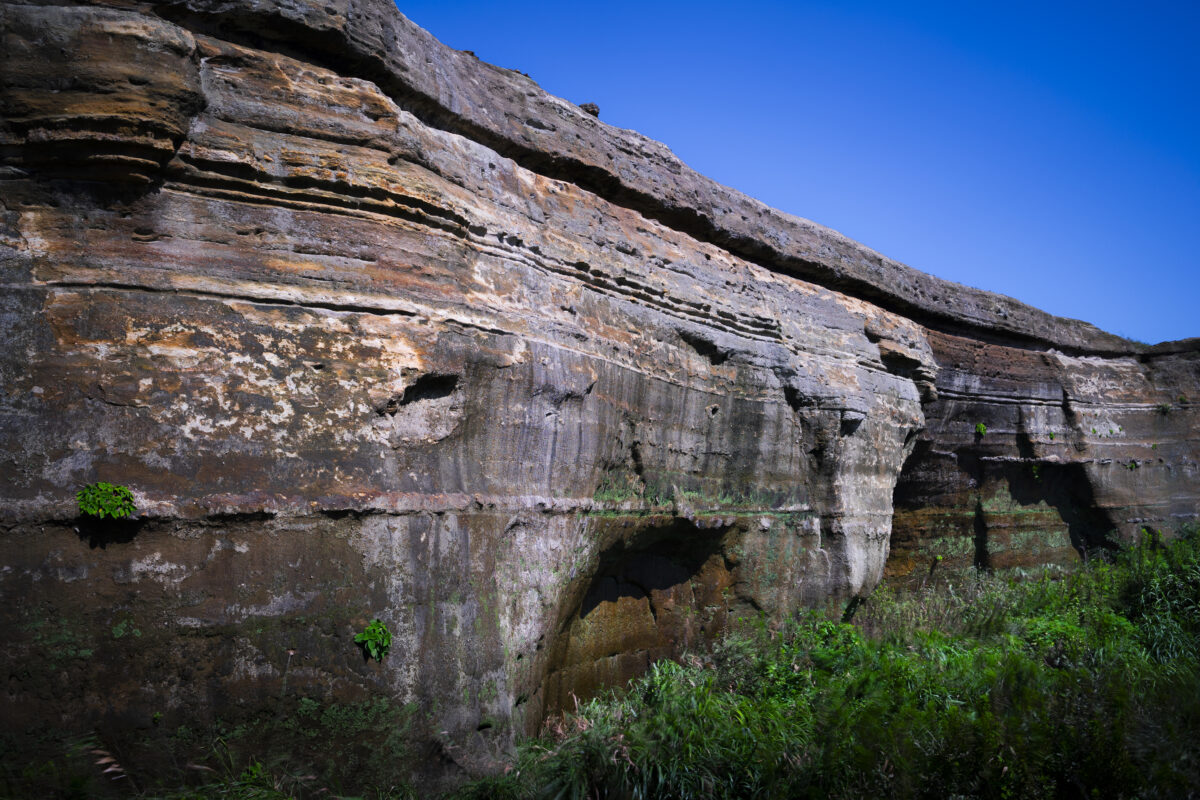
[1,0,1197,789]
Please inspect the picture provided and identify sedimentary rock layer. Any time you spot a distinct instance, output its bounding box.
[1,0,1196,788]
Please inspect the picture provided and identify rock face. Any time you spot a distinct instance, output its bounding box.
[1,0,1196,789]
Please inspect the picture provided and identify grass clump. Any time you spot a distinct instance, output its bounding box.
[457,525,1200,799]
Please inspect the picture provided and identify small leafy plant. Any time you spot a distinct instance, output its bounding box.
[355,619,392,662]
[77,482,136,520]
[974,422,987,437]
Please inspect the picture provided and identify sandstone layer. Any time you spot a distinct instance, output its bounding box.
[1,0,1197,790]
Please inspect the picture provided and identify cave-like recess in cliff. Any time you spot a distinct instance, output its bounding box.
[541,518,735,716]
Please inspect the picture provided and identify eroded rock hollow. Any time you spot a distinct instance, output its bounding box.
[2,0,1197,787]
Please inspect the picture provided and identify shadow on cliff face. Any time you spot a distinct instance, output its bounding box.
[972,496,990,571]
[961,453,1117,560]
[891,440,1119,580]
[1000,461,1118,556]
[578,522,725,619]
[541,518,734,719]
[74,516,147,548]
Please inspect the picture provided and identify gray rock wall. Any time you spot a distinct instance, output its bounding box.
[1,0,1196,790]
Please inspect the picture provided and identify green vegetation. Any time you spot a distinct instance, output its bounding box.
[76,482,136,519]
[20,530,1199,799]
[22,614,95,667]
[112,619,142,639]
[84,697,417,799]
[592,471,646,505]
[591,471,789,514]
[355,619,392,662]
[453,525,1200,799]
[974,422,987,436]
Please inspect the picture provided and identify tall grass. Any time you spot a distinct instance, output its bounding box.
[456,524,1200,799]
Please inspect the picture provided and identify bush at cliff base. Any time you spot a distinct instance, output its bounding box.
[454,524,1200,800]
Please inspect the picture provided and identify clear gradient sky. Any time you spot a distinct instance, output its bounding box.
[399,1,1199,345]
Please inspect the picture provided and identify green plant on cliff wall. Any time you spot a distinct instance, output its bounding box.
[76,482,136,519]
[974,422,987,437]
[355,619,392,662]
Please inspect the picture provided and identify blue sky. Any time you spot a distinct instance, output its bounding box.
[399,1,1199,344]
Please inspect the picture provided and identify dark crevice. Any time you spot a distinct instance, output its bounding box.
[282,172,469,227]
[841,595,865,623]
[1014,420,1036,461]
[1061,388,1079,426]
[207,510,276,522]
[550,261,780,341]
[398,374,459,406]
[35,281,422,318]
[168,164,470,236]
[879,349,922,381]
[891,439,929,513]
[319,508,374,520]
[677,329,730,365]
[533,380,593,407]
[972,497,990,571]
[839,411,865,436]
[629,440,645,482]
[782,385,806,414]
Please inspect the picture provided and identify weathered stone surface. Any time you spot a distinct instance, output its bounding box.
[889,331,1200,583]
[0,0,1197,791]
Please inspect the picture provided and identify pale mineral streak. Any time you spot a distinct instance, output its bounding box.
[1,0,1197,786]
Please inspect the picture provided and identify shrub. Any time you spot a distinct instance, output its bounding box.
[974,422,987,436]
[76,482,136,519]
